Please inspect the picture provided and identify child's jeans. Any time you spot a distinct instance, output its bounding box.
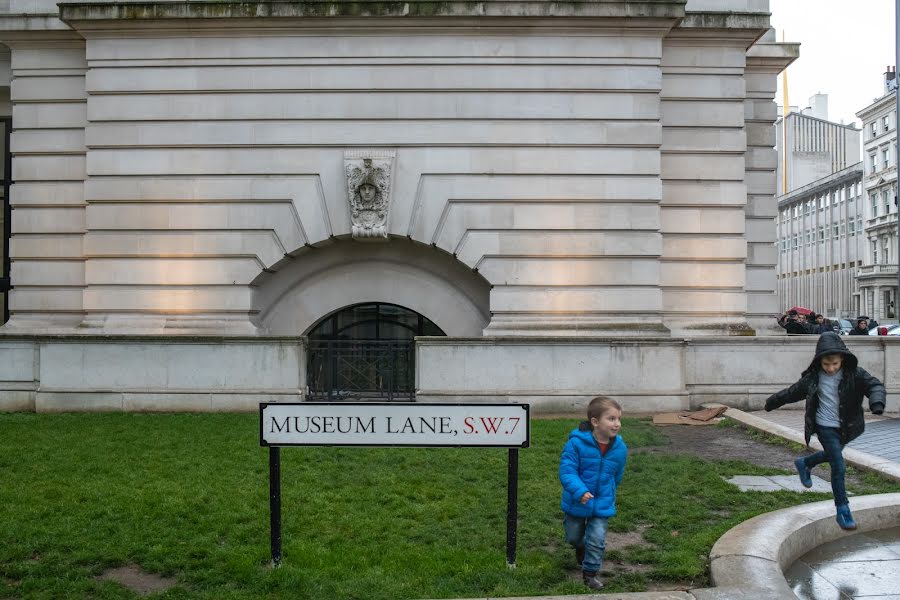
[803,426,848,507]
[563,514,608,574]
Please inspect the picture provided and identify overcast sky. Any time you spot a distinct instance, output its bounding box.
[770,0,896,128]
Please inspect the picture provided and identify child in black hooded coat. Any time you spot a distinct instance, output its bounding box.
[765,332,885,530]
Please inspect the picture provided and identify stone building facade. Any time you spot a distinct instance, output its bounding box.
[775,111,860,196]
[856,73,898,322]
[775,164,865,317]
[6,1,895,414]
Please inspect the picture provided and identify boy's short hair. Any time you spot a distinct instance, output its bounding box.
[587,396,622,421]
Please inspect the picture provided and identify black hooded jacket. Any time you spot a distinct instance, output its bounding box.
[764,332,886,445]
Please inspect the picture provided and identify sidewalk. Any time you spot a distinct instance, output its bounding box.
[749,409,900,469]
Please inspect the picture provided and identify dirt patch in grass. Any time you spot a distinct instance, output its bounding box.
[639,423,797,469]
[96,565,177,596]
[606,528,652,553]
[643,422,874,488]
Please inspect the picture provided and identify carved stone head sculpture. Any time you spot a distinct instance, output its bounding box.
[345,151,395,239]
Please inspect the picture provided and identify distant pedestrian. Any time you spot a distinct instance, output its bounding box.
[764,332,885,531]
[810,313,833,334]
[559,396,628,590]
[778,310,807,335]
[848,317,870,335]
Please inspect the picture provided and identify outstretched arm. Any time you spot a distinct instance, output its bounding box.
[765,378,807,412]
[858,368,886,414]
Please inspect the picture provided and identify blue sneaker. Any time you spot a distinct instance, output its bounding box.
[794,457,812,488]
[836,505,857,531]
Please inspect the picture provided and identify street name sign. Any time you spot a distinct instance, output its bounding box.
[259,402,530,569]
[260,402,529,448]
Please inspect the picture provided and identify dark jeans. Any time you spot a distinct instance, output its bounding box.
[802,426,847,507]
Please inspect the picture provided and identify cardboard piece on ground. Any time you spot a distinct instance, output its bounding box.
[687,406,728,421]
[652,406,728,426]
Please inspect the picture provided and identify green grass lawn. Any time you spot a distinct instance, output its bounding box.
[1,413,897,599]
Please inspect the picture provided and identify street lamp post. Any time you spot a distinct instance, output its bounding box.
[896,0,900,315]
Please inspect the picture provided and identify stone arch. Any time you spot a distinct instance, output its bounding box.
[252,237,491,337]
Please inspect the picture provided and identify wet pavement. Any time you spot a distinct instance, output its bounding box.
[785,526,900,599]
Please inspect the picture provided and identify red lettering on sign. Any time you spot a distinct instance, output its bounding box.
[480,417,502,434]
[507,417,520,434]
[463,417,475,434]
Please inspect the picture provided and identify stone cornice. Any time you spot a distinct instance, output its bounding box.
[0,332,306,343]
[0,15,75,40]
[665,12,770,47]
[57,0,688,23]
[856,90,897,120]
[776,162,864,208]
[746,41,800,73]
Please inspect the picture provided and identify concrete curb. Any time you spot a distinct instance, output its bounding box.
[429,412,900,600]
[708,493,900,599]
[428,492,900,600]
[716,405,900,483]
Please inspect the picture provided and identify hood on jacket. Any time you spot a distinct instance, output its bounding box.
[571,421,619,444]
[803,331,858,375]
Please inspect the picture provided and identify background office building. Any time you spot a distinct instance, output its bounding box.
[775,100,860,195]
[856,67,899,322]
[776,164,864,317]
[775,94,863,317]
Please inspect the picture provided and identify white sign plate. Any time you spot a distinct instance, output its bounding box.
[260,403,530,448]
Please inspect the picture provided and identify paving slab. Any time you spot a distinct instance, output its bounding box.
[723,474,833,493]
[723,475,783,491]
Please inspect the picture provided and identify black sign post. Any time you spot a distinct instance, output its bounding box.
[268,447,282,567]
[260,402,529,569]
[506,448,519,568]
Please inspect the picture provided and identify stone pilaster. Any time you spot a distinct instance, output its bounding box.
[659,13,768,336]
[745,31,799,333]
[1,29,87,331]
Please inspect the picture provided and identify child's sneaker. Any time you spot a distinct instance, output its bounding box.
[836,505,857,531]
[582,571,604,590]
[794,457,812,488]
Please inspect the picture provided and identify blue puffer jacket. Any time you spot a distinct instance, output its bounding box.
[559,423,628,518]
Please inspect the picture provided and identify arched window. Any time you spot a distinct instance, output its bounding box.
[308,302,445,341]
[307,303,445,401]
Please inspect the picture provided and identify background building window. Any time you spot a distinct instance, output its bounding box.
[884,114,891,131]
[883,148,890,169]
[870,153,878,173]
[870,121,878,138]
[884,190,891,214]
[871,193,879,217]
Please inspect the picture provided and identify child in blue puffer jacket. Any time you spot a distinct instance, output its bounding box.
[559,396,628,591]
